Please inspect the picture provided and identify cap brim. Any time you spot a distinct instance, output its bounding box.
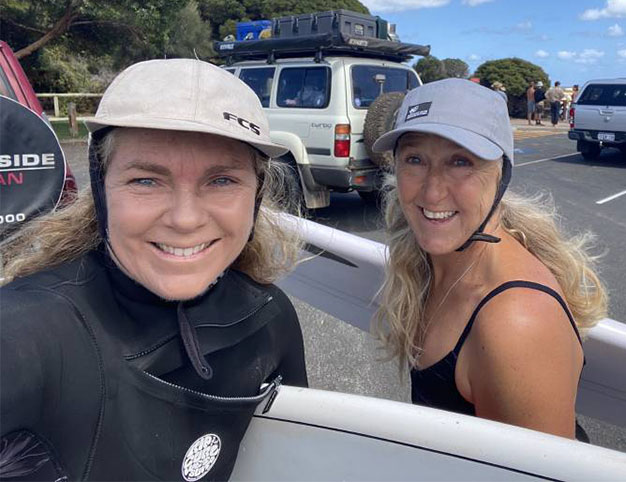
[85,116,289,158]
[372,123,504,161]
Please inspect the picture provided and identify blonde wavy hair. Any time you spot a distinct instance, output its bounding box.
[375,176,608,369]
[1,129,302,286]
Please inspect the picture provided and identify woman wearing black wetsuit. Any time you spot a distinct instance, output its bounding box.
[0,59,307,481]
[372,79,606,439]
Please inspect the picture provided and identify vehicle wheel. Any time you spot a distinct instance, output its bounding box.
[577,140,601,160]
[363,92,406,167]
[277,155,307,214]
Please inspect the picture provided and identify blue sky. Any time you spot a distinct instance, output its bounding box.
[360,0,626,86]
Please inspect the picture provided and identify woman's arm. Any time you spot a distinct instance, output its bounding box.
[463,288,584,438]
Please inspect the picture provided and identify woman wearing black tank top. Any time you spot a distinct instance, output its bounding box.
[372,79,607,439]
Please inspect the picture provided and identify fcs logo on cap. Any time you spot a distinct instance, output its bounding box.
[405,102,432,121]
[223,112,261,136]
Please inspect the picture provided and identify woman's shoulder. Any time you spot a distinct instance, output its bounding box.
[3,250,103,293]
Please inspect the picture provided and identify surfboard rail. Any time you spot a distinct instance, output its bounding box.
[276,214,626,430]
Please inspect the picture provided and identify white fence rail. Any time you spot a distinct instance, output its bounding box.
[36,93,103,118]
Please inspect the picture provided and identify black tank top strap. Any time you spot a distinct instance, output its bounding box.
[452,280,582,355]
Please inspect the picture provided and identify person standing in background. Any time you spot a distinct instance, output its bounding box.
[526,81,536,126]
[571,84,580,103]
[534,81,546,125]
[545,81,565,127]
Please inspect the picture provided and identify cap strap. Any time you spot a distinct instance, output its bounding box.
[456,157,512,252]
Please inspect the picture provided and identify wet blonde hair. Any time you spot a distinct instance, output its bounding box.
[375,176,608,369]
[1,129,302,286]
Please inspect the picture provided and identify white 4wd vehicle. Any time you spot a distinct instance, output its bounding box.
[569,78,626,160]
[217,32,428,208]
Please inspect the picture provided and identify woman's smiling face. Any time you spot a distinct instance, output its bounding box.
[105,128,259,300]
[395,133,501,256]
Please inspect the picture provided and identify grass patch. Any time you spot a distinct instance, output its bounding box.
[51,119,89,141]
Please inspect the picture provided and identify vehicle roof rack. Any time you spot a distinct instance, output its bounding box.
[214,33,430,65]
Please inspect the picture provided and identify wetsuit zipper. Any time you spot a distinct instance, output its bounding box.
[141,372,282,403]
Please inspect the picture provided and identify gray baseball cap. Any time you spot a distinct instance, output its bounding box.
[372,78,514,165]
[86,58,288,158]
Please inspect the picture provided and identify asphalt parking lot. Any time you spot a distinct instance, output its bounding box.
[61,130,625,453]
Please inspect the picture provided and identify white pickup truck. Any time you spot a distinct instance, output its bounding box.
[568,78,626,159]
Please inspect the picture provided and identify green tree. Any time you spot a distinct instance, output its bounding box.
[413,56,445,84]
[442,58,469,79]
[1,0,187,59]
[165,1,214,59]
[198,0,370,40]
[473,58,549,97]
[474,57,549,117]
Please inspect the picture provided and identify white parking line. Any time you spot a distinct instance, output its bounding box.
[515,152,579,167]
[596,190,626,205]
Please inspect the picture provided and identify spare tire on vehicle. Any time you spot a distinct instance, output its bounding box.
[363,92,406,167]
[0,96,66,243]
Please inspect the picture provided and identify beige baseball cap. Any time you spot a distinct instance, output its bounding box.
[86,58,288,158]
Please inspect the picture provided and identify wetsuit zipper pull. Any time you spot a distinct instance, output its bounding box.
[176,302,213,380]
[262,375,282,414]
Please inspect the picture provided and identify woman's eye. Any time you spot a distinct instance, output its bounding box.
[130,178,157,187]
[405,156,423,165]
[211,177,235,186]
[452,157,473,167]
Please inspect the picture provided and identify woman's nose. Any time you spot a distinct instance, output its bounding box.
[421,168,447,204]
[164,188,208,232]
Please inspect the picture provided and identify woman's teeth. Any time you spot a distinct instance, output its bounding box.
[155,242,210,257]
[422,208,456,220]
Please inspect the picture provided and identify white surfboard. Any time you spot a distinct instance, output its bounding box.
[229,215,626,480]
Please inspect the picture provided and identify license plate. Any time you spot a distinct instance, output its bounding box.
[598,132,615,141]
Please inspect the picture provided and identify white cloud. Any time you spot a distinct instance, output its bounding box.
[462,0,494,6]
[608,23,624,35]
[578,48,605,63]
[468,53,481,61]
[580,0,626,20]
[557,50,577,60]
[557,49,605,64]
[617,49,626,57]
[361,0,450,12]
[535,49,549,58]
[516,20,533,30]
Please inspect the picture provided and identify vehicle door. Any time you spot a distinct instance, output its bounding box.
[348,63,420,161]
[267,64,336,167]
[575,83,626,141]
[237,66,275,109]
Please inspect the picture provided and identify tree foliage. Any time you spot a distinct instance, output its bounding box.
[413,56,468,83]
[197,0,370,40]
[473,57,549,117]
[473,58,549,97]
[442,58,469,79]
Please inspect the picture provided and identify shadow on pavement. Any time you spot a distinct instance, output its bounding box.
[553,149,625,168]
[308,192,385,237]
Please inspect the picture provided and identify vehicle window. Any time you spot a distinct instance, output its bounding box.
[352,66,417,109]
[0,67,17,100]
[225,68,236,75]
[277,67,330,109]
[239,67,275,107]
[577,84,626,107]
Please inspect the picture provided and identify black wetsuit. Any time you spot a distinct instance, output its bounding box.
[0,248,307,481]
[410,281,588,440]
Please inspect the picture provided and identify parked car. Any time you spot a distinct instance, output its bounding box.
[215,12,429,208]
[568,78,626,160]
[0,40,77,200]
